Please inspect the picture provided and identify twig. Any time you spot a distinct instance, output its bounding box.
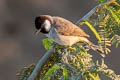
[27,45,55,80]
[76,0,116,25]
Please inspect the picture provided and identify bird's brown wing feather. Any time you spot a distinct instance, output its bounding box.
[53,17,89,37]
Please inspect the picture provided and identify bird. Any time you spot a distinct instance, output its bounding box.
[35,15,105,57]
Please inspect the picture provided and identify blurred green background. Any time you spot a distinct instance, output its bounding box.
[0,0,119,80]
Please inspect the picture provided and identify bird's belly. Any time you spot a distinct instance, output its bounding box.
[58,35,80,46]
[46,33,80,46]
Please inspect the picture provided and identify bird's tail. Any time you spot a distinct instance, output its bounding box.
[79,37,105,57]
[90,45,105,57]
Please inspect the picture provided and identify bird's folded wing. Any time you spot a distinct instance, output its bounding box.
[53,17,89,37]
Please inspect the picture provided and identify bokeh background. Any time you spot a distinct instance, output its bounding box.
[0,0,120,80]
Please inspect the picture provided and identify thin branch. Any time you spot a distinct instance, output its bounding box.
[27,45,55,80]
[76,0,116,25]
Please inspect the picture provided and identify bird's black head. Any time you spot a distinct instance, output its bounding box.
[35,16,48,34]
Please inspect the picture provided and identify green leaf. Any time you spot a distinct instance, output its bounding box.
[61,67,68,80]
[42,65,60,80]
[42,38,53,50]
[113,2,120,7]
[111,36,117,45]
[106,6,120,24]
[116,42,119,48]
[89,73,100,80]
[98,0,107,3]
[84,21,101,42]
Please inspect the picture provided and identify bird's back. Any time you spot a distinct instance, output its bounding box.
[53,16,90,37]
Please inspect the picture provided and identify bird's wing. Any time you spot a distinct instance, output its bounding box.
[53,17,89,37]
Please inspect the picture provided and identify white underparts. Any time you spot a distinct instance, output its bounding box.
[46,28,82,46]
[44,20,51,31]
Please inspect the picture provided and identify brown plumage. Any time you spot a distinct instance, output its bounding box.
[53,17,90,37]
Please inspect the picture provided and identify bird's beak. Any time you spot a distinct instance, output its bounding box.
[35,29,41,36]
[35,24,44,36]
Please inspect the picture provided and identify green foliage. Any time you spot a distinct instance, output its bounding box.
[42,38,53,50]
[106,6,120,24]
[111,35,120,47]
[61,67,68,80]
[84,0,120,54]
[38,44,120,80]
[98,0,107,3]
[98,1,120,53]
[42,65,61,80]
[88,73,100,80]
[42,64,68,80]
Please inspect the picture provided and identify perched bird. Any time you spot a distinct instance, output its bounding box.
[35,15,105,57]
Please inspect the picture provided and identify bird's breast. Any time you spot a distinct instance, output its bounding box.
[46,28,80,46]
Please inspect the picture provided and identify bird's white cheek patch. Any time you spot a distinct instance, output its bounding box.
[44,20,51,31]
